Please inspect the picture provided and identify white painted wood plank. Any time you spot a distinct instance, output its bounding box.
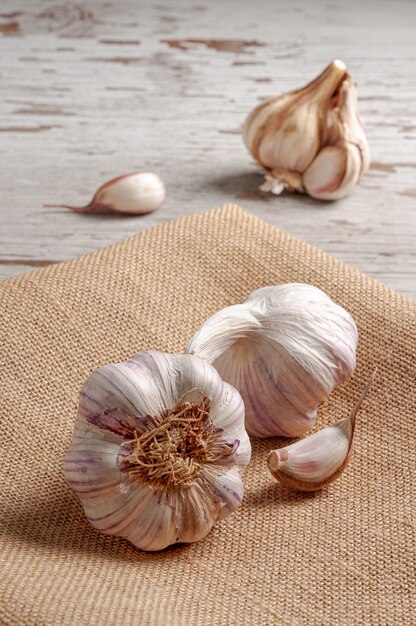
[1,0,415,298]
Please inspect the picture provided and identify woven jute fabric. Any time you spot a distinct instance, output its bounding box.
[0,204,414,626]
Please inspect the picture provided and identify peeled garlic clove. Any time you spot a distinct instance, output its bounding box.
[244,60,369,199]
[302,143,361,200]
[64,351,251,551]
[187,284,358,438]
[268,371,375,491]
[49,172,165,215]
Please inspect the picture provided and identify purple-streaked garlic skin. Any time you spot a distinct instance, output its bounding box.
[64,351,250,551]
[187,284,358,438]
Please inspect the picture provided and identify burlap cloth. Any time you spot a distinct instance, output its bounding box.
[0,204,414,626]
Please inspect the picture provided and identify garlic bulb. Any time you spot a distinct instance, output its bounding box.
[64,351,251,551]
[187,284,358,438]
[244,60,370,200]
[267,371,375,491]
[48,172,165,215]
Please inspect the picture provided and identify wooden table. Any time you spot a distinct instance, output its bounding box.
[1,0,415,299]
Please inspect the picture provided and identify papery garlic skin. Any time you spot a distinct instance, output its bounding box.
[267,371,375,491]
[187,284,358,438]
[244,60,370,200]
[64,352,250,551]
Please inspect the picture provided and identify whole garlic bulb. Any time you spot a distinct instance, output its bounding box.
[64,351,251,551]
[187,284,358,438]
[48,172,165,215]
[243,60,370,200]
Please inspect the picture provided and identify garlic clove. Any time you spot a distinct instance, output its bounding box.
[64,351,251,551]
[89,484,178,551]
[302,145,347,199]
[302,143,361,200]
[303,75,370,200]
[202,466,245,521]
[187,284,358,438]
[168,480,222,546]
[334,77,370,174]
[132,491,179,551]
[209,380,251,467]
[47,172,165,215]
[268,419,353,491]
[267,371,375,491]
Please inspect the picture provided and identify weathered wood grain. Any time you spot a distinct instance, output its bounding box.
[1,0,415,298]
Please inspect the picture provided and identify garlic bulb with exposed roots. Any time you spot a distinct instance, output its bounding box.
[244,60,370,200]
[187,284,358,438]
[268,371,375,491]
[64,351,251,551]
[47,172,165,215]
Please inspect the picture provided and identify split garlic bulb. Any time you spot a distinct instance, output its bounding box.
[64,351,251,551]
[268,371,375,491]
[243,60,370,200]
[187,284,358,438]
[52,172,165,215]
